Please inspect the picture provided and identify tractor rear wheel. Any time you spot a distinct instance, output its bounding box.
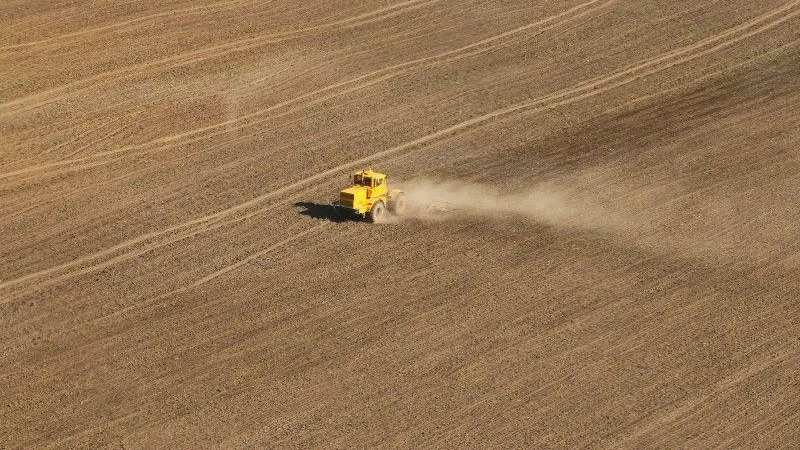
[390,193,407,216]
[367,200,387,223]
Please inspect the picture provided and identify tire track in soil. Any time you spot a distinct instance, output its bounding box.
[1,0,793,297]
[1,0,613,180]
[1,1,796,303]
[73,254,789,448]
[724,404,798,448]
[0,184,322,305]
[607,347,795,449]
[453,315,794,448]
[0,221,343,375]
[0,0,259,51]
[0,0,439,116]
[96,222,332,325]
[11,1,797,188]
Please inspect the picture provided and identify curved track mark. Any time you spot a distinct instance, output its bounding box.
[0,0,438,117]
[96,223,327,322]
[607,348,794,449]
[0,0,257,51]
[0,0,611,180]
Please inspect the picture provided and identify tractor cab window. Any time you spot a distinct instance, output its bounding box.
[363,177,373,187]
[376,178,384,186]
[353,174,362,184]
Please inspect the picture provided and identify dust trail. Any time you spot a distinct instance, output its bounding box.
[395,178,616,231]
[393,167,800,270]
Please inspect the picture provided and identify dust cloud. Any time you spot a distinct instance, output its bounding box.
[392,170,798,269]
[394,178,615,231]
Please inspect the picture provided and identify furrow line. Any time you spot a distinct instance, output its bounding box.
[0,0,439,116]
[1,0,612,180]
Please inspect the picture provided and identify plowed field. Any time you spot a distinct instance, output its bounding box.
[2,1,798,448]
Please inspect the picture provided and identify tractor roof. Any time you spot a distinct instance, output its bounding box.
[355,168,386,178]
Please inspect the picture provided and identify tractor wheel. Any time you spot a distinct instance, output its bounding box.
[367,200,387,223]
[390,193,407,216]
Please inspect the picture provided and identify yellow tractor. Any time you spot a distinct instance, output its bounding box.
[333,169,405,222]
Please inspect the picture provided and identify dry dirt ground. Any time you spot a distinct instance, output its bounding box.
[1,0,799,448]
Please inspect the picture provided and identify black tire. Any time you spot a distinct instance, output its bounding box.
[367,200,387,223]
[390,193,407,216]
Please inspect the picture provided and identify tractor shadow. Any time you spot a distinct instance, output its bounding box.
[293,202,353,223]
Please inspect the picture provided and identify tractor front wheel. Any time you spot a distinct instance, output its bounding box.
[367,200,387,223]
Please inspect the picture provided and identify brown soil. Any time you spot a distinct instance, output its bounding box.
[1,1,798,448]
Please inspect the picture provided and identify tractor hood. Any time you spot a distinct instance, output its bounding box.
[340,186,368,195]
[338,185,369,209]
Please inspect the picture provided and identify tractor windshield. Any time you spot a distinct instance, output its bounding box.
[353,174,362,184]
[362,177,372,187]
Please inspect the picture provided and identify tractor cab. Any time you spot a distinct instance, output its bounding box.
[352,169,387,197]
